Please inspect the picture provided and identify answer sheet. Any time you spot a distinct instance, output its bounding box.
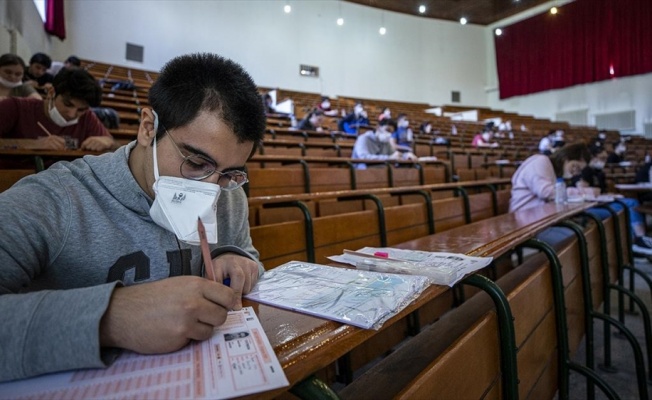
[0,307,288,400]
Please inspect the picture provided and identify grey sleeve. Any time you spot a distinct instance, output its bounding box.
[0,284,119,381]
[352,134,391,161]
[0,176,118,381]
[215,189,264,276]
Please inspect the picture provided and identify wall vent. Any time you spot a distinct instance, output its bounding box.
[451,91,461,103]
[555,109,588,126]
[594,110,635,130]
[126,43,144,63]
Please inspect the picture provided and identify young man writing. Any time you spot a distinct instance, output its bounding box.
[0,53,266,382]
[0,68,116,151]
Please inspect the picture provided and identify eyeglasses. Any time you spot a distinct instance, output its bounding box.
[163,128,248,191]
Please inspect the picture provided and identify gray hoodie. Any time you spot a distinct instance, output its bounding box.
[0,142,261,382]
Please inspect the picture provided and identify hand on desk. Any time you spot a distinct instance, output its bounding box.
[99,276,236,354]
[31,135,67,150]
[207,253,260,310]
[81,136,116,151]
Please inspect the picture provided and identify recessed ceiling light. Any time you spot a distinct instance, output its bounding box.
[460,17,467,25]
[337,17,344,26]
[495,28,503,36]
[550,7,558,14]
[418,5,426,14]
[284,4,291,13]
[379,26,386,35]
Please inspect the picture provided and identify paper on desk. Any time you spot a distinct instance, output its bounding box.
[329,247,493,287]
[0,307,288,400]
[245,261,430,330]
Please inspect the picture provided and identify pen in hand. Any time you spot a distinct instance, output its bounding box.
[197,217,216,282]
[198,217,231,286]
[37,121,52,137]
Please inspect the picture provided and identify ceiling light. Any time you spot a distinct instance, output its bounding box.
[284,4,291,13]
[460,17,467,25]
[337,17,344,25]
[495,28,502,36]
[379,26,386,35]
[550,7,558,14]
[418,5,426,14]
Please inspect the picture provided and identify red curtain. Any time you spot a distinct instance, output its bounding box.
[495,0,652,99]
[44,0,66,40]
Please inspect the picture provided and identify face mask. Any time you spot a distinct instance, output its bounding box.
[482,133,491,141]
[321,101,330,109]
[424,125,432,134]
[377,129,391,143]
[148,111,221,245]
[0,76,22,89]
[354,105,363,115]
[399,120,409,128]
[383,110,391,117]
[49,98,79,127]
[590,160,605,170]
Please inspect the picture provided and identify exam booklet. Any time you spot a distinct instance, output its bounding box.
[244,261,430,330]
[0,307,288,400]
[328,247,493,287]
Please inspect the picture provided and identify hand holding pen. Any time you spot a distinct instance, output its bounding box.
[198,217,260,310]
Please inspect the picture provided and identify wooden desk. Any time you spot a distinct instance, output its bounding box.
[250,202,594,398]
[0,149,105,171]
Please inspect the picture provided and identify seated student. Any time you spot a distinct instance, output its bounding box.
[572,143,652,255]
[23,52,54,92]
[0,53,41,100]
[47,55,82,76]
[0,68,116,151]
[378,106,391,122]
[471,129,499,148]
[538,130,556,155]
[607,140,627,164]
[420,121,450,145]
[338,102,370,135]
[0,53,266,382]
[262,93,276,114]
[510,142,590,212]
[552,129,565,148]
[316,96,339,117]
[297,108,324,131]
[391,113,414,150]
[351,118,416,169]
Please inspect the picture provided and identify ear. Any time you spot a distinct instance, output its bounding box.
[45,86,55,100]
[137,108,157,147]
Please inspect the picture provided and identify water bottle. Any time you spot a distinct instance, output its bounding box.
[555,178,567,204]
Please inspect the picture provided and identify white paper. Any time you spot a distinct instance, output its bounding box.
[244,261,430,330]
[0,307,288,400]
[328,247,493,287]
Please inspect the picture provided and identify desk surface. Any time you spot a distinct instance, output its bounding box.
[250,201,594,398]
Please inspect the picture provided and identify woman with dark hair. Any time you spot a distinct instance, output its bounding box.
[0,54,41,100]
[509,142,591,212]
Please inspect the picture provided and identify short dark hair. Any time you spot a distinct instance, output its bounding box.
[549,142,591,177]
[0,53,26,68]
[29,52,52,68]
[52,68,102,107]
[149,53,266,146]
[65,56,81,67]
[379,118,397,131]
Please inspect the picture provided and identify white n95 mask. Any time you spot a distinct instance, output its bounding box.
[148,114,220,245]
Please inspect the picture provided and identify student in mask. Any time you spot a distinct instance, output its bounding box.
[0,53,266,382]
[351,118,416,169]
[0,53,42,100]
[391,113,414,151]
[0,68,115,151]
[297,108,324,131]
[338,101,370,135]
[317,96,339,117]
[572,143,652,255]
[607,141,627,164]
[471,128,499,148]
[509,142,590,212]
[378,106,391,122]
